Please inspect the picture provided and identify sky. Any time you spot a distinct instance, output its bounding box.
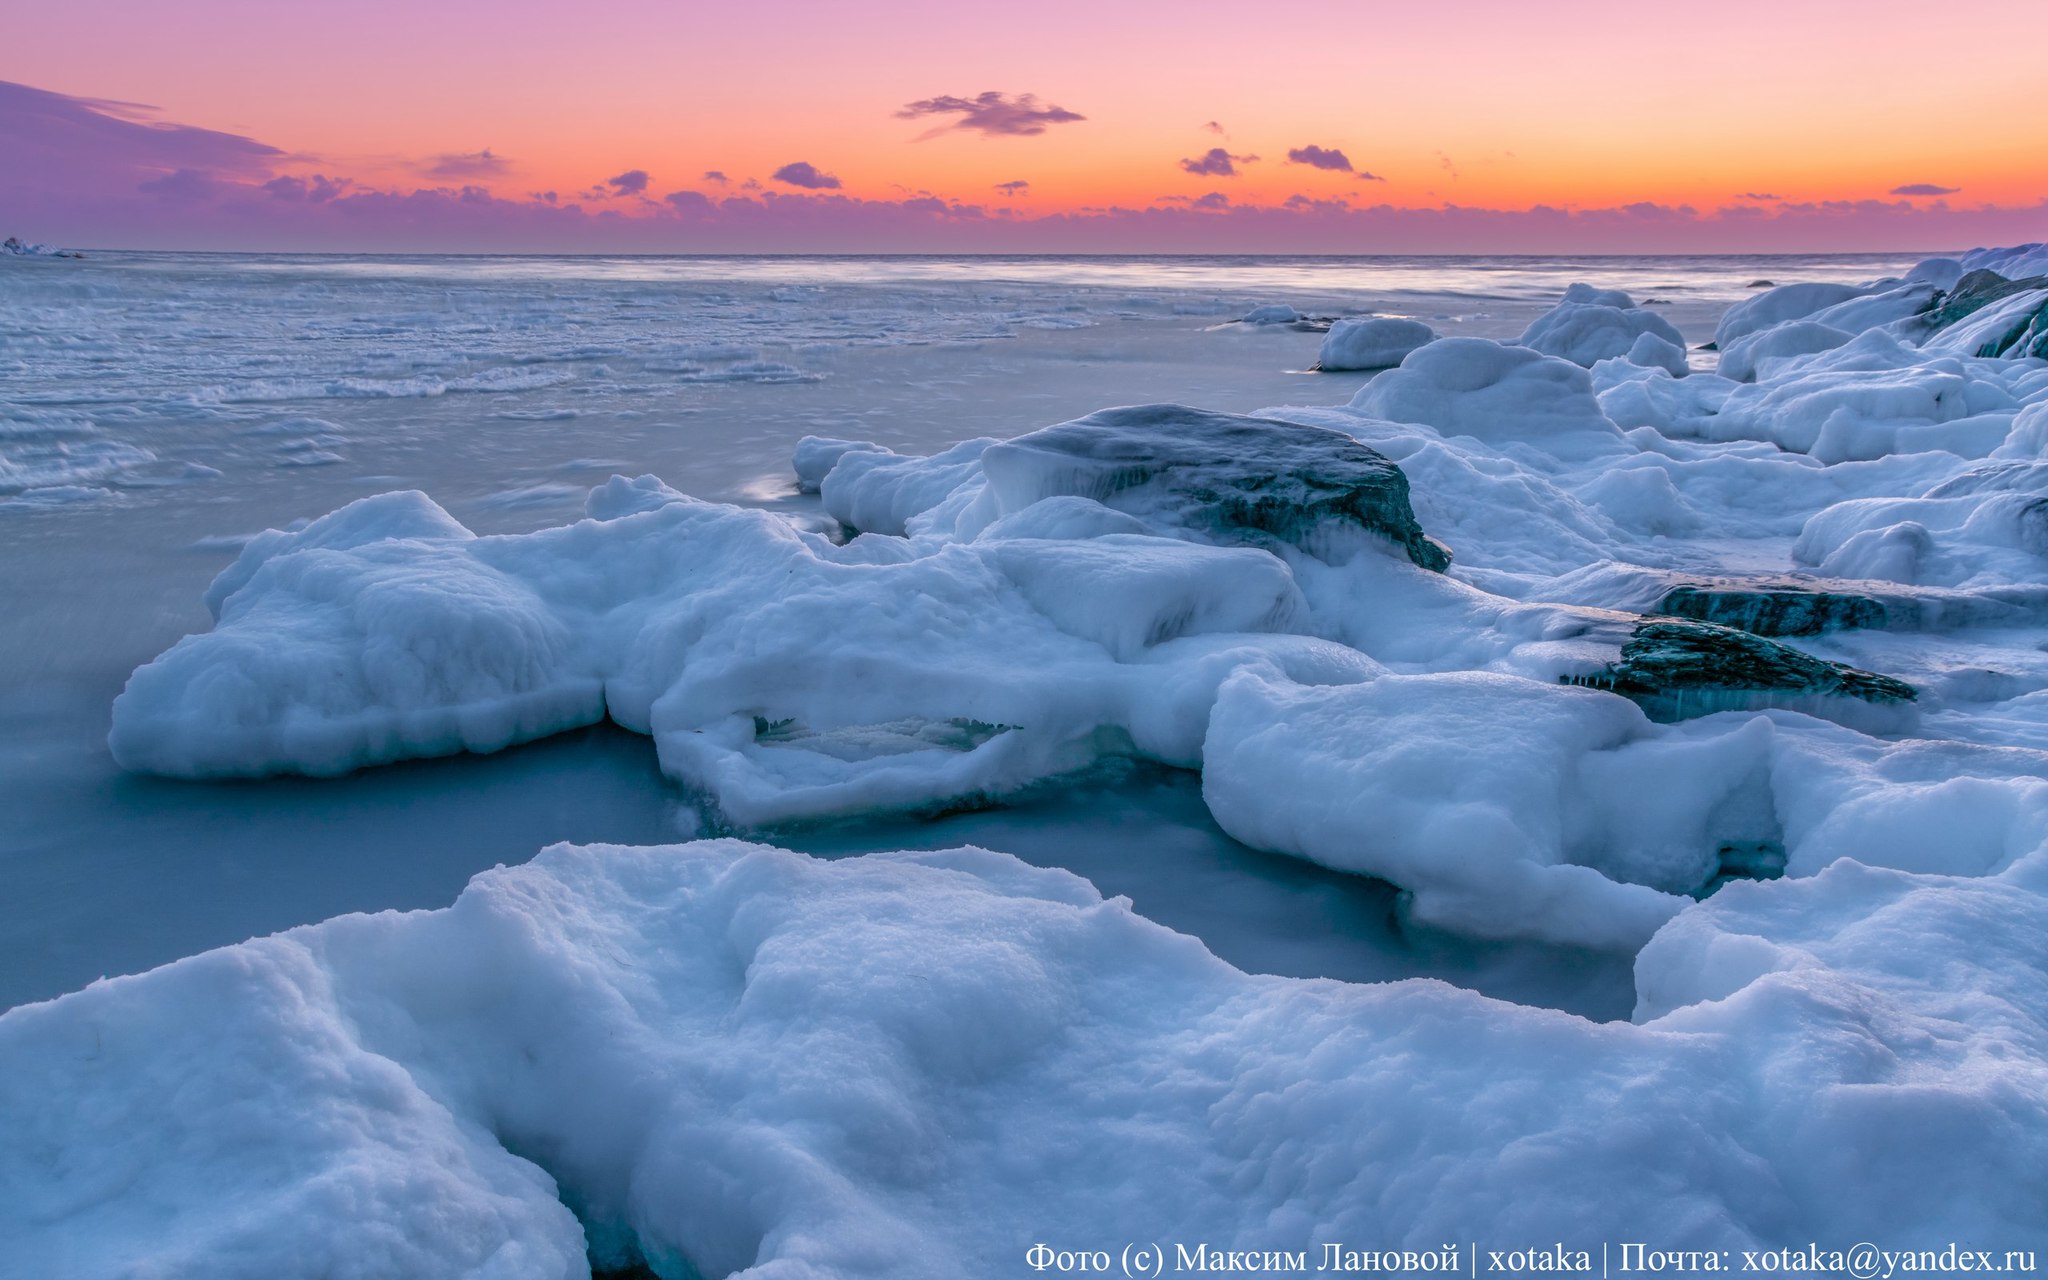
[2,0,2044,253]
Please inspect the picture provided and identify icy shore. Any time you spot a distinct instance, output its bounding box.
[9,246,2048,1274]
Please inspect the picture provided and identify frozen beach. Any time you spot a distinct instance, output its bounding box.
[6,248,2048,1276]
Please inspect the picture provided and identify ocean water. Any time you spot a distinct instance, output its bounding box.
[0,250,1918,1012]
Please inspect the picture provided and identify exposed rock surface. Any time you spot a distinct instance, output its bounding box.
[981,404,1452,570]
[1570,617,1916,716]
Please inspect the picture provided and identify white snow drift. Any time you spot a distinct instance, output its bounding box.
[4,835,2045,1277]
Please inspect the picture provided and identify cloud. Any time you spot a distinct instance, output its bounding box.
[773,161,841,190]
[263,174,351,203]
[1287,145,1353,172]
[897,91,1084,138]
[703,170,730,186]
[136,168,229,201]
[1356,171,1386,183]
[995,180,1030,196]
[1740,192,1783,201]
[606,169,650,196]
[424,149,506,179]
[1891,183,1959,197]
[1204,121,1227,135]
[9,77,2046,257]
[0,78,284,210]
[1180,148,1257,178]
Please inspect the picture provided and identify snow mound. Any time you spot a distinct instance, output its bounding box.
[1349,337,1629,461]
[1716,320,1852,383]
[5,835,2046,1276]
[1517,283,1689,376]
[1314,316,1437,371]
[1714,280,1883,347]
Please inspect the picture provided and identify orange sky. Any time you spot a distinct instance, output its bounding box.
[5,0,2042,215]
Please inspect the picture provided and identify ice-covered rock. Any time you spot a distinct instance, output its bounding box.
[792,435,888,493]
[1349,337,1629,462]
[1239,303,1303,325]
[1713,280,1883,347]
[975,404,1451,570]
[1794,487,2048,588]
[1577,617,1916,720]
[1205,668,1716,945]
[1715,320,1853,383]
[1517,282,1689,375]
[1908,255,1967,290]
[112,446,1401,824]
[1695,329,2024,463]
[1654,581,1889,636]
[819,437,995,535]
[1313,316,1437,371]
[1,235,83,258]
[1922,271,2048,361]
[1962,241,2048,281]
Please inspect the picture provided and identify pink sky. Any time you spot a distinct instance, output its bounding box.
[3,0,2044,252]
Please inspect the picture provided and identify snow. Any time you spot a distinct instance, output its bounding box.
[21,247,2048,1272]
[111,406,1427,826]
[1516,282,1690,376]
[1716,319,1852,382]
[1314,315,1436,370]
[1239,303,1303,324]
[1349,336,1631,461]
[5,834,2046,1278]
[1962,241,2048,280]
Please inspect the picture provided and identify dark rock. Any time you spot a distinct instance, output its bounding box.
[1747,280,1774,288]
[981,404,1452,571]
[1696,341,1718,352]
[1566,617,1916,716]
[1927,268,2048,329]
[1923,269,2048,358]
[1656,582,1888,636]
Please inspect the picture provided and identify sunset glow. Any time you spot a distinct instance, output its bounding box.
[4,0,2044,250]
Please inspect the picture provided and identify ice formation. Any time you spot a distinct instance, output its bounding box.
[1516,282,1690,376]
[6,833,2047,1278]
[1,235,83,258]
[1313,316,1437,371]
[16,244,2048,1272]
[108,251,2048,923]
